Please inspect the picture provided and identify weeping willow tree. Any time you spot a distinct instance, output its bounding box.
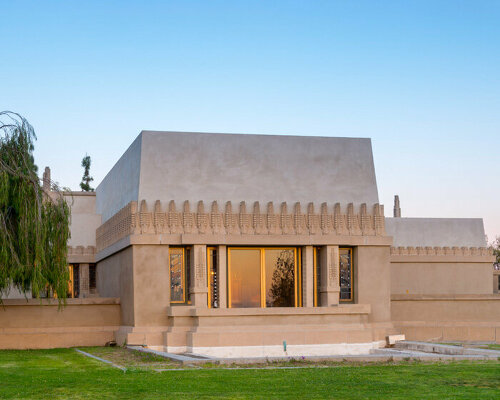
[0,111,71,303]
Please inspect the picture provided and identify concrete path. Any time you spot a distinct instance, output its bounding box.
[126,344,500,366]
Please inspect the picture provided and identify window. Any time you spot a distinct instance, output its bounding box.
[228,247,300,308]
[207,247,218,308]
[169,248,186,304]
[313,247,321,307]
[68,264,79,298]
[339,248,353,302]
[89,264,97,294]
[313,247,354,305]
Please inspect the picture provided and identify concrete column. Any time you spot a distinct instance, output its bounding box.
[493,274,499,294]
[301,246,314,307]
[133,245,170,326]
[319,245,340,306]
[218,245,227,308]
[79,263,90,298]
[355,246,391,323]
[189,244,208,307]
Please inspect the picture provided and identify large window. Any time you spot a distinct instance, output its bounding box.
[228,247,299,308]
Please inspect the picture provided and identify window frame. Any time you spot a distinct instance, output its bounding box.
[227,247,300,308]
[207,246,218,308]
[169,247,187,304]
[339,247,354,303]
[313,246,321,307]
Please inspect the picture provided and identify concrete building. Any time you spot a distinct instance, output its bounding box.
[1,131,498,353]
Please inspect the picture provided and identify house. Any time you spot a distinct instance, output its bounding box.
[2,131,497,353]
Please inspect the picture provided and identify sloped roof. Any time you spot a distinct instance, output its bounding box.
[96,131,379,221]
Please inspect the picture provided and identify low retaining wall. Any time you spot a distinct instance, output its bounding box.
[130,304,396,357]
[391,294,500,343]
[0,298,120,349]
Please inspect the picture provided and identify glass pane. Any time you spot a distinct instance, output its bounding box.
[314,248,321,307]
[229,249,261,308]
[68,265,74,298]
[72,265,80,298]
[265,249,295,307]
[170,248,184,302]
[208,248,218,308]
[339,248,352,300]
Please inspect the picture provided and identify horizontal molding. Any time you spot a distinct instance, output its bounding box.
[391,294,500,301]
[168,304,371,317]
[67,245,96,263]
[97,200,386,252]
[390,246,492,258]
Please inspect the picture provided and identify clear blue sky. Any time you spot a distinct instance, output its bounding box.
[2,1,499,241]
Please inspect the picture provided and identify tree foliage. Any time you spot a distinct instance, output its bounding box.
[79,154,94,192]
[489,236,500,266]
[0,111,71,302]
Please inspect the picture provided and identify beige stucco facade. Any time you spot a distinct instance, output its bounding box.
[1,131,498,352]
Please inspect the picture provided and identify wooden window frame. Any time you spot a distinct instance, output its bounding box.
[207,246,218,308]
[227,247,300,308]
[339,247,354,303]
[169,247,186,304]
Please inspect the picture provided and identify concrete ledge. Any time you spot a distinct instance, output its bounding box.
[168,305,371,317]
[96,233,392,260]
[395,340,500,356]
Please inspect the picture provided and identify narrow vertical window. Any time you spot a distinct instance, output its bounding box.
[339,248,353,302]
[207,247,218,308]
[169,248,185,303]
[68,264,79,298]
[185,247,191,304]
[89,264,97,294]
[313,247,321,307]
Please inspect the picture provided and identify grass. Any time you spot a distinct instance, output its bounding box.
[479,344,500,351]
[0,348,499,399]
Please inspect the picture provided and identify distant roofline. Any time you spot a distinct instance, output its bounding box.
[139,130,372,141]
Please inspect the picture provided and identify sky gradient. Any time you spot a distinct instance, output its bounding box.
[2,1,499,241]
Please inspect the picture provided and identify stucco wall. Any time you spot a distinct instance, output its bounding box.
[391,295,500,343]
[65,192,101,248]
[391,261,493,295]
[355,246,392,323]
[97,131,379,222]
[96,135,142,221]
[386,217,486,247]
[0,298,120,349]
[132,245,170,327]
[97,247,135,326]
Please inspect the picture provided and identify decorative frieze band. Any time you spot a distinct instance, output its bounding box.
[390,246,492,257]
[67,245,96,256]
[96,200,386,252]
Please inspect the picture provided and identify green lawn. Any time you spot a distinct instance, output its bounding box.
[0,348,499,399]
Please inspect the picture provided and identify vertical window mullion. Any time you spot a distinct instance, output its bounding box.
[261,249,265,308]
